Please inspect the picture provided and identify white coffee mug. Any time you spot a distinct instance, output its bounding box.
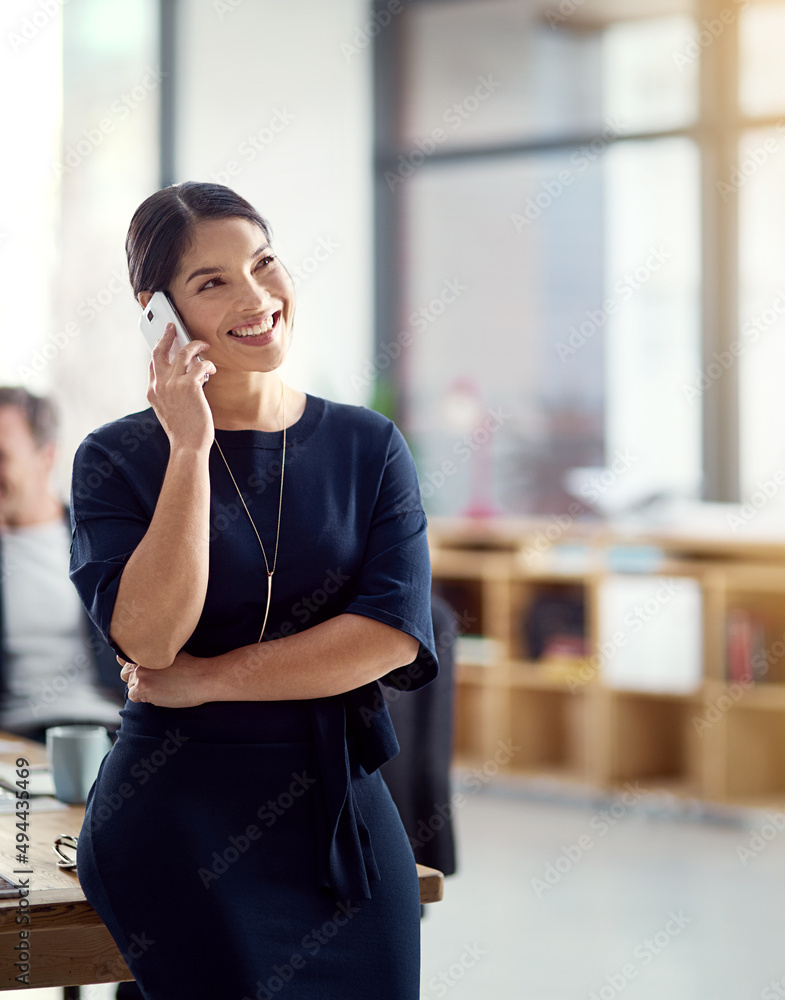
[46,725,112,804]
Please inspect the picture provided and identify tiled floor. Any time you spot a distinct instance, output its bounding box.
[12,774,785,999]
[421,772,785,999]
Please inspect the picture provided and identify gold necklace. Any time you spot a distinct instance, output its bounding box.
[213,381,286,642]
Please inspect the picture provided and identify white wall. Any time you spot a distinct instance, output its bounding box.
[0,5,62,390]
[174,0,375,405]
[27,0,375,496]
[4,0,161,498]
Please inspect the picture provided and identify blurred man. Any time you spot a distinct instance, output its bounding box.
[0,386,150,998]
[0,386,123,739]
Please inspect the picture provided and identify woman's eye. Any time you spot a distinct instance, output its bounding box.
[256,255,276,269]
[199,277,221,291]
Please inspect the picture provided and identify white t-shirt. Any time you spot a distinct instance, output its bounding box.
[0,519,122,732]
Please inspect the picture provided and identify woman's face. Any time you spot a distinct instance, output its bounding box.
[165,216,295,374]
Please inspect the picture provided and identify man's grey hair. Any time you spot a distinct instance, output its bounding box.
[0,386,58,448]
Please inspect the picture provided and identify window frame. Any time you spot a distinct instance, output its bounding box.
[372,0,780,502]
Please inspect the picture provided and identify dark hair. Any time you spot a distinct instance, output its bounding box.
[0,386,58,448]
[125,182,273,297]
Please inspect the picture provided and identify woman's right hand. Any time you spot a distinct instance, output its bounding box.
[147,324,217,453]
[119,652,214,707]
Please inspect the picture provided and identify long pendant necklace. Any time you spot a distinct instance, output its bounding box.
[213,381,286,642]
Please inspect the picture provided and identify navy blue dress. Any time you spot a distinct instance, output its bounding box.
[69,395,437,1000]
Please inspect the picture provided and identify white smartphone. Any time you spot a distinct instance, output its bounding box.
[138,291,206,377]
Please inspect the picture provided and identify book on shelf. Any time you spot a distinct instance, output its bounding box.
[726,608,767,684]
[539,634,588,660]
[522,589,586,661]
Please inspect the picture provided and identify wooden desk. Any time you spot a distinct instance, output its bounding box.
[0,733,443,991]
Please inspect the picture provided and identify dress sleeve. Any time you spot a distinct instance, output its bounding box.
[69,436,154,661]
[343,423,438,690]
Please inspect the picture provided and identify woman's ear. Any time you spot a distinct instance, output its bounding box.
[138,291,153,309]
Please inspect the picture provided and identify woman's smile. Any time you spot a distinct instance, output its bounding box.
[226,309,282,344]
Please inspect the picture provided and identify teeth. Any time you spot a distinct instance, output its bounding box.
[230,314,276,337]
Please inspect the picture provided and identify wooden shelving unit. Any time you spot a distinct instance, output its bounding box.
[429,517,785,807]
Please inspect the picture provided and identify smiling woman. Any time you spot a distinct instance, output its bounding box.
[154,216,293,385]
[67,182,436,1000]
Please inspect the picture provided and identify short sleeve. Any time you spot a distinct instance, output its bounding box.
[343,423,438,690]
[69,435,157,661]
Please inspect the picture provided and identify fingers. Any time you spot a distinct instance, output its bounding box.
[150,325,210,368]
[151,323,178,361]
[193,358,217,383]
[154,329,212,379]
[174,338,211,372]
[122,663,146,703]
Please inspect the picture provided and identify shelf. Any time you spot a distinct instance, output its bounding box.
[428,515,599,553]
[430,548,513,579]
[507,659,596,690]
[605,687,697,702]
[725,707,785,800]
[607,693,701,788]
[702,679,785,710]
[512,560,601,583]
[721,564,785,591]
[430,517,785,806]
[508,687,590,777]
[455,661,508,684]
[452,676,508,763]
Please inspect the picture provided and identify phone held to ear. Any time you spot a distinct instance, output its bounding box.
[139,291,207,378]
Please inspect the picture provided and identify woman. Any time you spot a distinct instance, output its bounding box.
[69,182,437,1000]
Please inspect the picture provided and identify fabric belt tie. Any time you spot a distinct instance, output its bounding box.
[309,696,383,902]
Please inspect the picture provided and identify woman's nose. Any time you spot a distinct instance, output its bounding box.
[235,275,271,310]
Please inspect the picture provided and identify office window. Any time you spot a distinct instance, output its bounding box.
[604,138,701,503]
[0,5,63,385]
[738,127,785,495]
[401,152,606,515]
[377,0,701,516]
[737,2,785,497]
[739,1,785,117]
[54,0,160,443]
[401,0,605,149]
[0,0,160,476]
[602,15,698,133]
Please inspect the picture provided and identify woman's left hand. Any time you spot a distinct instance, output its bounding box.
[118,651,212,708]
